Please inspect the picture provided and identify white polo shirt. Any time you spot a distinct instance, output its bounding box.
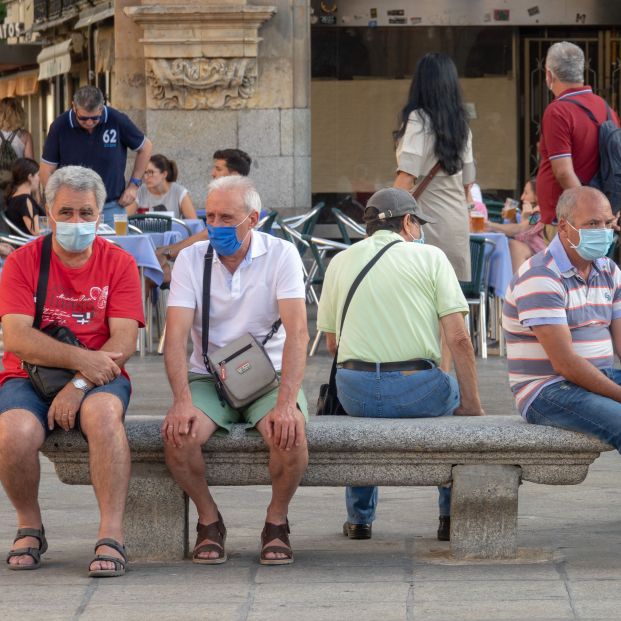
[168,231,306,374]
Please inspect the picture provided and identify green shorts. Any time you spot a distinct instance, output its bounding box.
[188,372,308,433]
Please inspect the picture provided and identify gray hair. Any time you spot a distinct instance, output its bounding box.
[556,186,608,222]
[73,85,104,112]
[207,175,262,215]
[45,166,107,211]
[546,42,584,84]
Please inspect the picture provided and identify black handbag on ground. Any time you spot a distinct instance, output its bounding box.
[23,234,86,402]
[316,239,402,416]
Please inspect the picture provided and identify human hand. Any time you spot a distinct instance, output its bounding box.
[118,185,138,207]
[47,383,84,431]
[161,401,200,448]
[454,404,486,416]
[0,242,14,258]
[76,350,123,386]
[264,403,305,450]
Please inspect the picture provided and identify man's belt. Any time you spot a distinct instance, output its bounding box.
[338,359,435,372]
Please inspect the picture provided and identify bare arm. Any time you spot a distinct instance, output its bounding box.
[22,131,34,160]
[486,220,530,236]
[157,229,209,260]
[440,312,485,415]
[611,318,621,361]
[179,194,197,219]
[394,171,416,192]
[125,201,138,216]
[532,323,621,401]
[551,157,581,190]
[162,305,202,447]
[265,298,309,450]
[2,313,123,385]
[39,162,57,191]
[325,331,337,355]
[118,138,153,207]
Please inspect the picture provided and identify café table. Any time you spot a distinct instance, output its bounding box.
[101,233,164,355]
[470,232,513,356]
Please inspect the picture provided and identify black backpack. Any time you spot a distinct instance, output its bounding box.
[564,98,621,213]
[0,130,18,171]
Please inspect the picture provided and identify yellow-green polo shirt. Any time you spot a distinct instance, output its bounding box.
[317,230,468,364]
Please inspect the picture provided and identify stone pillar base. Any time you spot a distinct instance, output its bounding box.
[450,464,521,560]
[124,464,188,561]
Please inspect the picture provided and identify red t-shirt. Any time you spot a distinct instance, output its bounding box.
[537,87,619,224]
[0,236,145,386]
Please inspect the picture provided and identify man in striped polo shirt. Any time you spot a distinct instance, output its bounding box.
[503,186,621,449]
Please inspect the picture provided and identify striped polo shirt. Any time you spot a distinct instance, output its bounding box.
[503,235,621,417]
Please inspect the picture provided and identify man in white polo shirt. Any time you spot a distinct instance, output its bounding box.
[162,175,309,566]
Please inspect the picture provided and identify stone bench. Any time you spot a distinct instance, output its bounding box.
[41,415,612,562]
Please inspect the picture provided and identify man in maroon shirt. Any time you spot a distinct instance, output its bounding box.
[537,41,619,237]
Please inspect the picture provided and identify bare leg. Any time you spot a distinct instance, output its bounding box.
[256,412,309,560]
[79,393,130,572]
[508,239,533,273]
[0,410,46,567]
[164,412,221,560]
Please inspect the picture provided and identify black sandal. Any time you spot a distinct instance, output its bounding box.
[192,512,227,565]
[260,519,293,565]
[88,538,128,578]
[6,526,48,571]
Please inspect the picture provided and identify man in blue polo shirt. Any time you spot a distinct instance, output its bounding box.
[40,86,152,225]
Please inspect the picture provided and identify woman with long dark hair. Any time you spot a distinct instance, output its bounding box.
[393,52,475,280]
[4,158,44,235]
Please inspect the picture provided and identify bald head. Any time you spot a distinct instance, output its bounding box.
[556,186,611,224]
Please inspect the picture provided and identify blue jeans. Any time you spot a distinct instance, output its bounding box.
[336,365,460,524]
[102,200,125,226]
[526,368,621,452]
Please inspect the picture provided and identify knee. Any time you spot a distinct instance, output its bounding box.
[0,411,44,457]
[80,397,124,441]
[269,437,309,468]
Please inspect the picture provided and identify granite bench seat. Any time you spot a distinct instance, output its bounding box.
[41,414,613,562]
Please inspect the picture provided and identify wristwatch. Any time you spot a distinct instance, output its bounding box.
[71,377,90,394]
[129,176,142,187]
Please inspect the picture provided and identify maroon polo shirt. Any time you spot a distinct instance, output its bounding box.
[536,86,618,224]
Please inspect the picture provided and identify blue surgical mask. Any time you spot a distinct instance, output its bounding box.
[207,213,251,256]
[51,216,98,252]
[407,217,425,244]
[567,222,614,261]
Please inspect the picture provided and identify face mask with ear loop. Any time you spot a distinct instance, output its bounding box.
[406,215,425,244]
[567,221,614,261]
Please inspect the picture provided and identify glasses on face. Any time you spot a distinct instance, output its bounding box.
[74,108,102,122]
[143,169,158,177]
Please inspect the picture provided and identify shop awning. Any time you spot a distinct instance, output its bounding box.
[37,39,72,80]
[74,2,114,29]
[0,43,42,73]
[0,70,39,98]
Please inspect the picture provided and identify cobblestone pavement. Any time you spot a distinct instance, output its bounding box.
[2,341,621,620]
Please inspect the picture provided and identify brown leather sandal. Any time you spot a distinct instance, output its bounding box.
[260,519,293,565]
[192,512,227,565]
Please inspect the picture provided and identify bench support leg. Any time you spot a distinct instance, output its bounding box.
[450,464,521,560]
[124,464,188,561]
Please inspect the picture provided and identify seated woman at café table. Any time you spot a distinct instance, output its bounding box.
[485,178,546,272]
[126,154,196,219]
[3,158,44,236]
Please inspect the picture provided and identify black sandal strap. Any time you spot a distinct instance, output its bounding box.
[90,554,126,571]
[94,538,127,563]
[6,547,42,564]
[14,527,45,547]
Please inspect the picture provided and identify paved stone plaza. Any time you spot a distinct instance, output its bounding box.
[2,347,621,620]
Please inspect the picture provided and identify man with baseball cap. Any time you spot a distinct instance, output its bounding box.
[317,187,484,542]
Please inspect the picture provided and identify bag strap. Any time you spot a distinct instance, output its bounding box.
[562,97,600,125]
[201,244,280,370]
[326,239,403,396]
[412,161,442,200]
[33,234,53,329]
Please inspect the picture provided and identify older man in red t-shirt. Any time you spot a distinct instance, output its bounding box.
[537,41,619,236]
[0,166,144,577]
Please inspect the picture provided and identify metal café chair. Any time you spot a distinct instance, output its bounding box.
[331,207,365,245]
[128,214,173,233]
[460,236,496,359]
[0,209,35,240]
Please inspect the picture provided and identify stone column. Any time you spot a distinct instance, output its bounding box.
[125,0,311,213]
[450,464,521,560]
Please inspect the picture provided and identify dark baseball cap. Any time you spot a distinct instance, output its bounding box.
[363,188,436,224]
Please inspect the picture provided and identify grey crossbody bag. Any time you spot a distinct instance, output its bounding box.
[202,245,281,409]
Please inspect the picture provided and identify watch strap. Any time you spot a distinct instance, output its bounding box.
[129,176,142,187]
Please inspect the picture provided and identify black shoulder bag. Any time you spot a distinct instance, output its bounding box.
[316,239,402,416]
[23,234,86,402]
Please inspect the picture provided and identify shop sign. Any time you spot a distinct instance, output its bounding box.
[0,21,24,39]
